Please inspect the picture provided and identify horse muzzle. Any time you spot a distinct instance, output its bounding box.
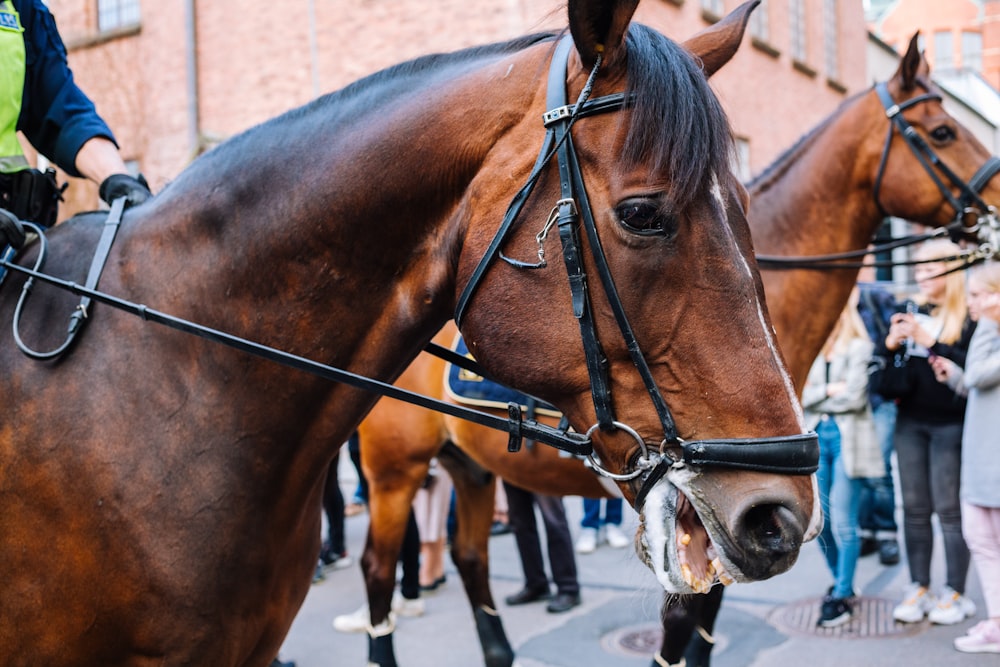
[632,432,819,593]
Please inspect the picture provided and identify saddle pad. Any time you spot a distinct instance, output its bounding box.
[443,334,561,418]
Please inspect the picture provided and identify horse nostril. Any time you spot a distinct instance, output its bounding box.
[736,504,804,579]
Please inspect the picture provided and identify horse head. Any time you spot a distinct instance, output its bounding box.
[455,0,819,594]
[868,32,1000,236]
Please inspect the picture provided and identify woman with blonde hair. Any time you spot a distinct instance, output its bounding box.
[881,239,977,625]
[802,288,885,627]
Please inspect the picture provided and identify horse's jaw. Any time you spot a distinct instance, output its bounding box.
[636,468,742,595]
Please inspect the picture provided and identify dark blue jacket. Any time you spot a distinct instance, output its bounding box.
[857,285,899,408]
[13,0,116,177]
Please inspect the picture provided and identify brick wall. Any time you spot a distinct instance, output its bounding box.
[34,0,866,218]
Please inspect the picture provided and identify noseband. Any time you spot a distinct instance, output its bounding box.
[873,81,1000,250]
[455,36,818,503]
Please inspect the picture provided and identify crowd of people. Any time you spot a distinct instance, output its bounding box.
[799,239,999,655]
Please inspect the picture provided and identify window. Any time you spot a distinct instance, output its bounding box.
[700,0,725,16]
[962,31,983,72]
[789,0,807,63]
[823,0,839,80]
[98,0,141,32]
[734,137,752,183]
[933,30,953,70]
[750,0,770,42]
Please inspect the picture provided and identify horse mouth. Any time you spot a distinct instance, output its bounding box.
[636,469,739,594]
[673,492,735,592]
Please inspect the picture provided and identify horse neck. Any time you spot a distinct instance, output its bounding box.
[119,45,552,467]
[747,91,885,389]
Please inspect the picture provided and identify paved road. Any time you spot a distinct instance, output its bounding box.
[279,461,994,667]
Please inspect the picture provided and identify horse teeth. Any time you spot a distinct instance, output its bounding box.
[681,562,712,594]
[712,557,735,586]
[680,532,692,546]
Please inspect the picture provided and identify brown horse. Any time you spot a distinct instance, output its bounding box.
[0,1,816,665]
[355,30,1000,667]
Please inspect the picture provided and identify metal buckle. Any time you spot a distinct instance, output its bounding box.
[542,105,573,126]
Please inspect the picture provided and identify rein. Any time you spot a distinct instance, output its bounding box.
[0,253,594,457]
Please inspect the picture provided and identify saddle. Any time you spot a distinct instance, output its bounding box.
[443,333,561,418]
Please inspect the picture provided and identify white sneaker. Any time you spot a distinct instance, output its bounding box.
[893,583,936,623]
[392,591,425,617]
[955,620,1000,653]
[332,604,374,633]
[575,527,598,554]
[605,524,630,549]
[928,586,976,625]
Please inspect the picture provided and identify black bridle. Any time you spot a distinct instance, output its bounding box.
[2,37,818,509]
[759,81,1000,273]
[873,81,1000,232]
[455,36,817,502]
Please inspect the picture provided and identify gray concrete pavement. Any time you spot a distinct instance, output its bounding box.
[278,460,994,667]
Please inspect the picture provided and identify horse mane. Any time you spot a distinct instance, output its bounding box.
[747,87,870,194]
[621,24,736,214]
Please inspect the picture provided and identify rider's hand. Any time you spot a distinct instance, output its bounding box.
[99,173,152,209]
[0,208,26,249]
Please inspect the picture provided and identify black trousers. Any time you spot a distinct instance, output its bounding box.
[502,480,579,596]
[321,451,346,555]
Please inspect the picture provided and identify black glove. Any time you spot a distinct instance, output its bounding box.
[0,208,26,250]
[99,173,152,209]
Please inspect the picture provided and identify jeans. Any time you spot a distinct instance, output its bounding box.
[858,401,899,538]
[816,416,864,600]
[894,416,969,592]
[581,497,623,530]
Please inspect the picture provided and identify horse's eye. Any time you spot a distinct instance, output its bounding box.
[929,125,956,144]
[616,200,674,237]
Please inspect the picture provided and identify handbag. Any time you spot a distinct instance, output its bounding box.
[868,349,915,399]
[841,408,886,479]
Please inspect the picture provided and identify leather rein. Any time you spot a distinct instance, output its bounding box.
[2,38,818,506]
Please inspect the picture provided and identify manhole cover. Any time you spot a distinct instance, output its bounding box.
[768,596,927,639]
[603,623,663,657]
[601,623,729,658]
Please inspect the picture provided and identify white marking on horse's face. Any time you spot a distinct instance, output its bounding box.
[640,477,687,592]
[711,172,822,540]
[709,171,726,212]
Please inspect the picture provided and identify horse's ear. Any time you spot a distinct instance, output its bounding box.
[568,0,639,69]
[682,0,760,78]
[894,32,928,91]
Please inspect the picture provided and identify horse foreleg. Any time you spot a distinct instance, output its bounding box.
[360,473,428,667]
[438,442,515,667]
[652,586,724,667]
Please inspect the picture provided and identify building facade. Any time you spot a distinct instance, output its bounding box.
[35,0,867,218]
[869,0,1000,90]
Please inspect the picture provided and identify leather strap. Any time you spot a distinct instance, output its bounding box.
[11,196,126,360]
